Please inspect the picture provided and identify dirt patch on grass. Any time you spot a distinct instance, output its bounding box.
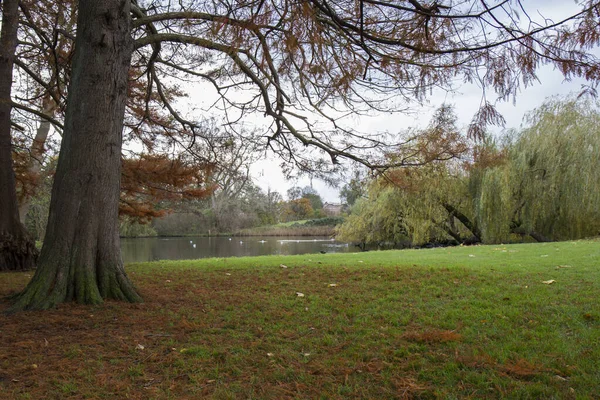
[456,352,551,380]
[402,328,462,344]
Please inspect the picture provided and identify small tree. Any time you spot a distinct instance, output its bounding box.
[340,170,367,207]
[283,198,315,222]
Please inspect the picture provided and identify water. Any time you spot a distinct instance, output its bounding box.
[120,236,354,263]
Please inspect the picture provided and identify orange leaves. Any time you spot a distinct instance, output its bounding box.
[120,154,215,222]
[284,34,299,53]
[467,102,506,140]
[11,136,52,204]
[384,104,471,171]
[468,145,507,170]
[282,197,314,221]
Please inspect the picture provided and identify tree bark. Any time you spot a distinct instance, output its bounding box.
[528,231,551,243]
[0,0,38,271]
[12,0,141,310]
[436,219,463,243]
[510,224,552,243]
[442,203,482,243]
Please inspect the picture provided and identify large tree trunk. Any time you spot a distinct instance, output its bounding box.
[12,0,141,310]
[0,0,38,271]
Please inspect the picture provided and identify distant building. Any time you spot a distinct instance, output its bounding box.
[323,202,346,216]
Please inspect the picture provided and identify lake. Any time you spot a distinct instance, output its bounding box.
[120,236,354,263]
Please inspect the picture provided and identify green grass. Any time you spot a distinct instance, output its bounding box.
[2,239,599,399]
[126,238,600,397]
[273,219,313,227]
[130,237,599,273]
[236,217,343,236]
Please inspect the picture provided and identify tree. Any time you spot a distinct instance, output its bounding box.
[0,0,38,271]
[202,132,262,232]
[120,153,214,222]
[153,129,265,234]
[287,185,324,213]
[303,192,324,214]
[286,187,303,201]
[475,97,600,242]
[9,0,212,225]
[336,184,409,247]
[282,198,314,222]
[340,170,367,207]
[12,0,141,309]
[15,96,59,223]
[8,0,74,232]
[338,105,476,246]
[263,189,284,225]
[10,0,600,309]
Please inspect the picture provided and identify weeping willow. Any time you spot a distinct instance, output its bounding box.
[336,182,411,246]
[473,164,513,242]
[337,163,476,246]
[339,96,600,246]
[477,97,600,241]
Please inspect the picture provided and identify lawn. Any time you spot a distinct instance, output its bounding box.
[1,239,599,399]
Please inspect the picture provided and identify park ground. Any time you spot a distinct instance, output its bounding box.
[1,239,599,399]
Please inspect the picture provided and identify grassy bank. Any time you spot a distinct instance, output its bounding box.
[236,225,336,236]
[1,239,599,398]
[237,218,342,237]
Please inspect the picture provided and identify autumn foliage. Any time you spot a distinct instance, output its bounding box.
[120,154,215,222]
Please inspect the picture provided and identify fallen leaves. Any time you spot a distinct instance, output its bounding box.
[542,280,556,285]
[582,313,596,321]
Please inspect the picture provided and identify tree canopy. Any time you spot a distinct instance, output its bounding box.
[11,0,600,174]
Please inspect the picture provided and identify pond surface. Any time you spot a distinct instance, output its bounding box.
[120,236,354,263]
